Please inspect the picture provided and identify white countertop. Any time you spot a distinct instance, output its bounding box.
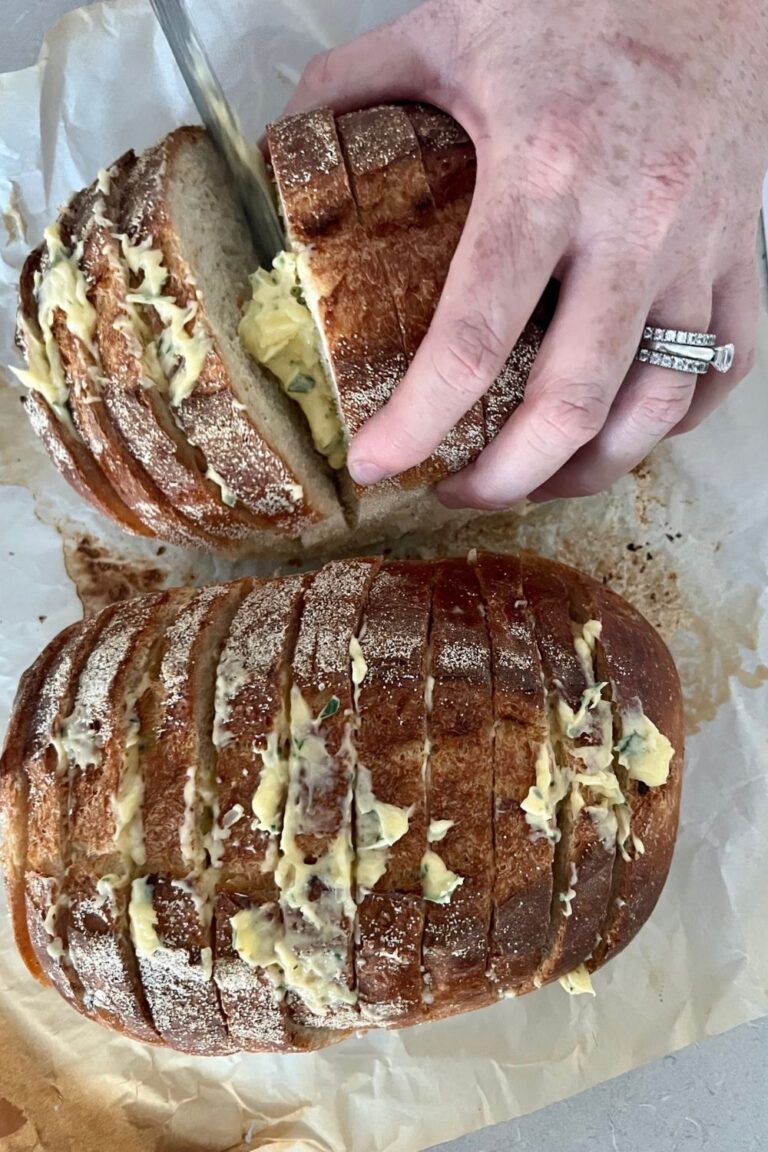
[2,4,767,1150]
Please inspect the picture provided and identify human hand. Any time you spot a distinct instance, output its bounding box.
[285,0,766,506]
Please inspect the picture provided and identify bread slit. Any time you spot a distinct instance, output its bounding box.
[354,561,434,1025]
[133,582,250,1054]
[522,556,617,988]
[421,558,495,1014]
[278,559,380,1029]
[62,593,180,1044]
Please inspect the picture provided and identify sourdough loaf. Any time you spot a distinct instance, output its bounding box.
[0,552,683,1053]
[13,105,555,552]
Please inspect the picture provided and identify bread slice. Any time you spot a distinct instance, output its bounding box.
[520,555,616,986]
[91,155,264,547]
[211,576,337,1052]
[354,561,435,1024]
[62,592,180,1043]
[337,106,485,487]
[125,128,345,551]
[279,558,380,1028]
[584,582,684,968]
[0,623,80,988]
[21,615,122,1013]
[16,249,154,539]
[134,582,250,1055]
[474,552,555,989]
[421,557,495,1012]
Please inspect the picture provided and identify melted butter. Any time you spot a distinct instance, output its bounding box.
[355,764,411,893]
[128,876,163,957]
[558,964,595,996]
[349,636,367,710]
[616,707,674,787]
[252,726,288,835]
[238,251,345,468]
[111,715,146,868]
[427,819,454,843]
[420,850,463,904]
[121,234,212,406]
[520,741,567,841]
[204,464,238,507]
[9,223,98,415]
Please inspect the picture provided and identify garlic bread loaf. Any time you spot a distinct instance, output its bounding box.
[13,105,555,553]
[0,552,683,1053]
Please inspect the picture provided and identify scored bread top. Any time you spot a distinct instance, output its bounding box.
[0,553,684,1053]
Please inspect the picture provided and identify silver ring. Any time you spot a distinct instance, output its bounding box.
[636,327,735,375]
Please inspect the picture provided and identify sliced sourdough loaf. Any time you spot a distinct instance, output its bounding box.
[1,553,684,1052]
[354,561,435,1024]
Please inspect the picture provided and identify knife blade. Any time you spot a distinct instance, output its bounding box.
[150,0,284,268]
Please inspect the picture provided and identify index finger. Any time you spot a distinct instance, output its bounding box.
[347,170,567,485]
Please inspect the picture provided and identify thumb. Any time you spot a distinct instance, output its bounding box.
[283,18,440,116]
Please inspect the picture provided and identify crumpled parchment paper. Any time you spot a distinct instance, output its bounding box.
[0,3,767,1150]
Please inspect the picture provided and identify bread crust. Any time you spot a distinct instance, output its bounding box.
[422,558,495,1011]
[354,562,435,1023]
[474,552,554,987]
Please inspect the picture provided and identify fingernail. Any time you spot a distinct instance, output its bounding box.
[347,456,388,486]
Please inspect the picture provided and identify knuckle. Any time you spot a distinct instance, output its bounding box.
[301,49,335,92]
[433,312,506,399]
[629,386,693,437]
[525,384,611,459]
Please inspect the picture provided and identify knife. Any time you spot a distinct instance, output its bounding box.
[150,0,284,269]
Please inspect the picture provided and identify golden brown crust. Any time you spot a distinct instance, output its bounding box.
[422,558,495,1011]
[1,554,685,1052]
[354,562,434,1023]
[586,582,684,967]
[0,624,79,986]
[337,106,485,488]
[474,552,554,987]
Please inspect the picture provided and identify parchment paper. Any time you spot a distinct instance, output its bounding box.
[0,3,767,1150]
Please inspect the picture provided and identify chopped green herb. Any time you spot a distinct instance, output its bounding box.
[616,731,646,757]
[287,373,315,394]
[318,695,341,721]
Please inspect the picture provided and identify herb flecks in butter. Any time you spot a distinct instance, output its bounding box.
[616,707,674,787]
[238,251,345,468]
[420,850,463,904]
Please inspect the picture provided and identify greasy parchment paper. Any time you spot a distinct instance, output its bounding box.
[1,2,767,1150]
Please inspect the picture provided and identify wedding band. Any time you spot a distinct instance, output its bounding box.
[636,327,735,375]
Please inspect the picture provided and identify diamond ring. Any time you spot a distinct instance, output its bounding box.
[636,327,735,375]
